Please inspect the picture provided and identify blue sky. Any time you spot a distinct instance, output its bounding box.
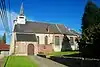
[0,0,100,44]
[10,0,100,31]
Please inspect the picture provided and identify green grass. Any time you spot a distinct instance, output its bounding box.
[4,56,38,67]
[49,51,80,56]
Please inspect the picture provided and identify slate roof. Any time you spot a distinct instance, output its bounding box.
[70,30,81,36]
[0,44,9,51]
[14,21,76,35]
[16,33,37,42]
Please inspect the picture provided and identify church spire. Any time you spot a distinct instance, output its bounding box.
[14,2,26,24]
[20,3,24,16]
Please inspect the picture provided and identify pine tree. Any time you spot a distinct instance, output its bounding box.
[2,32,6,44]
[81,0,100,58]
[61,34,72,51]
[0,35,2,44]
[81,1,99,41]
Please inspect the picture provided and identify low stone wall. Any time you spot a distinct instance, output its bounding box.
[0,51,9,56]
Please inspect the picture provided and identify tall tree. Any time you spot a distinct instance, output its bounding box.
[80,1,100,58]
[0,35,2,44]
[2,32,6,43]
[81,1,99,41]
[61,34,72,51]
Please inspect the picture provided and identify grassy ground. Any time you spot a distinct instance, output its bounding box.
[38,51,80,58]
[49,51,80,56]
[3,56,38,67]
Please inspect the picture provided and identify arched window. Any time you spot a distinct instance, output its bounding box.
[45,36,48,45]
[37,36,39,44]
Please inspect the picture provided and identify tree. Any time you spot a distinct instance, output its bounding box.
[80,1,100,58]
[0,35,2,44]
[61,34,72,51]
[81,1,99,41]
[2,32,6,44]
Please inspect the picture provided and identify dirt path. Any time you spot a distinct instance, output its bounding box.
[0,58,4,67]
[29,56,67,67]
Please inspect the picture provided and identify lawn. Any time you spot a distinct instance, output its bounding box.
[3,56,38,67]
[49,51,80,56]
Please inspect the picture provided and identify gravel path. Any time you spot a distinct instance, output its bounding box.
[0,58,4,67]
[29,56,67,67]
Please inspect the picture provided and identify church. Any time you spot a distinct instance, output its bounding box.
[9,3,79,56]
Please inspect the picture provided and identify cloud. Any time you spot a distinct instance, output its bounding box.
[7,11,18,32]
[0,20,4,31]
[0,11,18,32]
[0,11,18,44]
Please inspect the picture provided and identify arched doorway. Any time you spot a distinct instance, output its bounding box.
[28,44,34,55]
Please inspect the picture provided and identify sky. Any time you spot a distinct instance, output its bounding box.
[0,0,100,44]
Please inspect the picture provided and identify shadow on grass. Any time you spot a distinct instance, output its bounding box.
[37,54,46,58]
[48,54,100,67]
[49,56,81,67]
[37,53,100,67]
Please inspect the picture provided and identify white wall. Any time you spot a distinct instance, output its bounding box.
[9,32,16,55]
[52,34,63,52]
[36,33,63,52]
[0,51,9,56]
[67,35,79,50]
[16,16,26,24]
[36,33,79,51]
[36,34,54,45]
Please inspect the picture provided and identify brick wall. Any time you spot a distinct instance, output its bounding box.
[15,41,38,56]
[38,44,53,54]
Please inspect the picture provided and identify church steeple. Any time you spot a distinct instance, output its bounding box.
[20,3,24,16]
[14,2,26,25]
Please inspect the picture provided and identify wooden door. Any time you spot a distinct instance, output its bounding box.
[28,44,34,55]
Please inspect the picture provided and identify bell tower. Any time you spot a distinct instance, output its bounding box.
[15,3,26,24]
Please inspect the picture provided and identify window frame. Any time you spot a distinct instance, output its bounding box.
[55,36,60,45]
[37,36,39,44]
[45,36,48,45]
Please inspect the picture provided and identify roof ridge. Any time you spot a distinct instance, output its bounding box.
[55,24,62,34]
[26,21,50,24]
[26,21,64,25]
